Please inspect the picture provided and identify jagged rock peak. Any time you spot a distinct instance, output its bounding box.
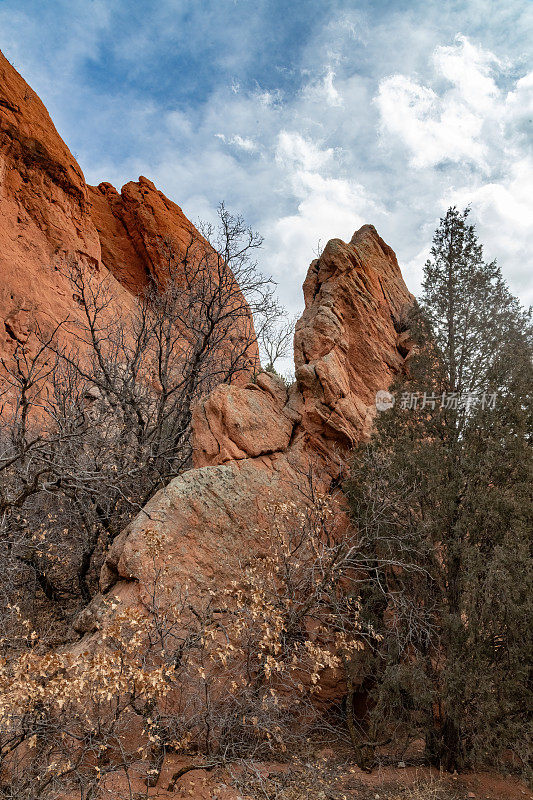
[0,51,255,365]
[192,224,412,476]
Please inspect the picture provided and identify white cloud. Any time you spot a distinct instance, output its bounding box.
[503,71,533,138]
[374,33,514,170]
[303,68,344,107]
[323,70,344,107]
[215,133,258,152]
[337,11,369,45]
[447,156,533,299]
[275,131,334,171]
[373,35,532,305]
[376,74,488,168]
[433,34,502,111]
[2,1,530,321]
[255,89,283,108]
[375,35,531,174]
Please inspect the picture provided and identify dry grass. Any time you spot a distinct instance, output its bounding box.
[228,760,462,800]
[385,777,456,800]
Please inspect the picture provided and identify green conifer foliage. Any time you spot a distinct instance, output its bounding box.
[346,207,532,775]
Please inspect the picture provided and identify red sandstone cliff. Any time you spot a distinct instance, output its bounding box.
[0,50,256,367]
[88,178,202,294]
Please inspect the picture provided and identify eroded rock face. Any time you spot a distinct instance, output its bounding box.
[0,52,256,371]
[0,50,115,360]
[82,223,412,637]
[292,225,410,452]
[87,177,202,294]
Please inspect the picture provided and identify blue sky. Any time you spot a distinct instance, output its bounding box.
[0,0,531,320]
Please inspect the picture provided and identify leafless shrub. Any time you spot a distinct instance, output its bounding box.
[0,487,386,795]
[258,314,297,376]
[0,204,281,635]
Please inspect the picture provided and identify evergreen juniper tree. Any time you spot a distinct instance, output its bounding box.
[346,207,532,775]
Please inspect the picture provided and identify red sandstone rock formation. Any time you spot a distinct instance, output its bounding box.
[193,225,411,474]
[0,51,256,368]
[0,49,412,644]
[77,224,412,636]
[88,178,202,293]
[0,50,114,357]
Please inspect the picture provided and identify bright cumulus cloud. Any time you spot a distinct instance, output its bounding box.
[0,0,530,315]
[374,34,532,300]
[375,73,489,168]
[375,35,525,171]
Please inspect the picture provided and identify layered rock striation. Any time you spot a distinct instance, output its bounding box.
[79,223,412,634]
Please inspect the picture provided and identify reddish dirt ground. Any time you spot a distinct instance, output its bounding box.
[59,753,532,799]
